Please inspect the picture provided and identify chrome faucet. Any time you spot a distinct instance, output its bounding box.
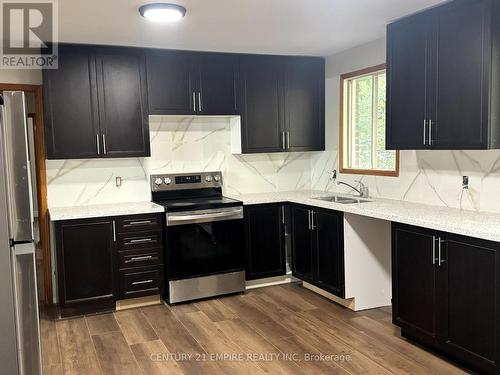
[329,170,370,198]
[337,181,370,198]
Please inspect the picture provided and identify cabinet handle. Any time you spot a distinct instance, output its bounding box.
[281,206,285,224]
[96,134,101,155]
[429,120,433,146]
[125,255,154,263]
[102,134,107,155]
[128,238,153,244]
[286,132,290,150]
[192,92,197,112]
[307,210,311,230]
[310,211,316,230]
[438,237,446,267]
[129,220,152,225]
[282,132,286,150]
[132,279,153,286]
[432,235,436,265]
[112,220,116,242]
[198,92,202,112]
[423,120,427,146]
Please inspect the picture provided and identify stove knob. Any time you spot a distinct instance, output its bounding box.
[214,175,221,182]
[154,177,163,186]
[205,175,213,182]
[164,177,172,185]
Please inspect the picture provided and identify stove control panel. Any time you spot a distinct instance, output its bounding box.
[150,172,223,192]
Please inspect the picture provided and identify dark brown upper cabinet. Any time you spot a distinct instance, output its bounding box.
[146,50,239,116]
[96,47,150,158]
[239,55,325,153]
[147,50,197,115]
[387,0,500,150]
[43,45,101,159]
[240,54,285,153]
[285,56,325,152]
[44,45,150,159]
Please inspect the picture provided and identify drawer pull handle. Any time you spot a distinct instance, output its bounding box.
[129,220,153,225]
[125,255,154,263]
[132,279,154,285]
[128,238,153,244]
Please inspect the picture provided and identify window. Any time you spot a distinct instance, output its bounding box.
[340,64,399,176]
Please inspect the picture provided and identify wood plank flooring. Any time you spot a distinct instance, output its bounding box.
[40,283,470,375]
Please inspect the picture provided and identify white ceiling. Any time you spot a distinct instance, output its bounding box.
[58,0,445,56]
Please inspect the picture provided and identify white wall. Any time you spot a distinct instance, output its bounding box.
[312,38,500,214]
[0,69,42,85]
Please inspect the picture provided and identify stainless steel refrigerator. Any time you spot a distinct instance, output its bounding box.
[0,91,42,375]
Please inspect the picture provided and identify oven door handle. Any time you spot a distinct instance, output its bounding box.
[167,208,243,226]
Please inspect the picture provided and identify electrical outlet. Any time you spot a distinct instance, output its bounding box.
[462,176,469,189]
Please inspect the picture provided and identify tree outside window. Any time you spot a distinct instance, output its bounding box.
[340,64,399,176]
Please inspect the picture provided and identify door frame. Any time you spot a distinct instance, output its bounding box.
[0,83,52,304]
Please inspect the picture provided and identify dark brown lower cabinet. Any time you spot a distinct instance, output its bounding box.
[291,204,345,298]
[392,223,500,374]
[55,213,164,317]
[244,204,287,280]
[55,218,115,317]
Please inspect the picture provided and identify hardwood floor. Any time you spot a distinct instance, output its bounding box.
[40,283,470,375]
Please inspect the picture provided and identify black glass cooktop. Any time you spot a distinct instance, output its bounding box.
[155,196,242,212]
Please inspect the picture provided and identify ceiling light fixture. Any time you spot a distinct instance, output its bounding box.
[139,3,186,23]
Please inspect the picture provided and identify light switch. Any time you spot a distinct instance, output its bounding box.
[116,176,122,188]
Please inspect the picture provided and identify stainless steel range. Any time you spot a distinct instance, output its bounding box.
[151,171,245,304]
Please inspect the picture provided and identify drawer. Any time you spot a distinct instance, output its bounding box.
[115,214,162,233]
[117,248,162,269]
[119,266,163,299]
[116,231,163,251]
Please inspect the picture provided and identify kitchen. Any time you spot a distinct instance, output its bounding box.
[1,0,499,374]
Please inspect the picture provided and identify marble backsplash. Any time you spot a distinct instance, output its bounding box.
[311,148,500,214]
[46,116,313,208]
[46,116,500,214]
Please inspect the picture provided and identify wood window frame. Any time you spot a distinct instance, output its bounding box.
[339,63,400,177]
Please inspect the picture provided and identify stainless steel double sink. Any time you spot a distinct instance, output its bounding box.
[314,195,373,204]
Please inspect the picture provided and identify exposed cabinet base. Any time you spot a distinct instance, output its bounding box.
[302,282,356,310]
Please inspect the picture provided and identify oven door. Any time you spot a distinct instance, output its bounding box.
[165,207,244,280]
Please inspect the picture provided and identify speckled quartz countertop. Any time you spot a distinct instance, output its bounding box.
[227,190,500,243]
[49,201,165,221]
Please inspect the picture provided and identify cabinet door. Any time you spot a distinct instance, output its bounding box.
[96,47,150,157]
[386,12,432,150]
[284,56,325,151]
[56,218,115,317]
[43,45,100,159]
[290,205,313,282]
[240,55,285,153]
[438,234,499,373]
[433,0,490,149]
[313,210,344,297]
[244,204,286,280]
[198,53,239,115]
[392,224,439,345]
[146,50,197,115]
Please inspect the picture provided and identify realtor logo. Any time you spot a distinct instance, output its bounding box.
[0,0,58,69]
